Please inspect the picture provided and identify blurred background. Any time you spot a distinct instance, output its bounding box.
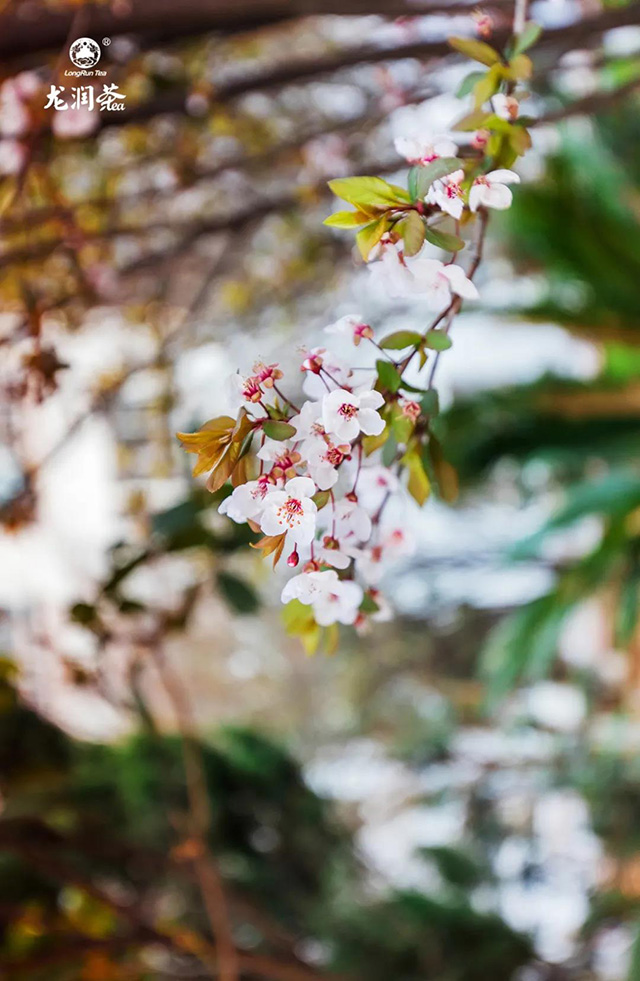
[2,0,640,978]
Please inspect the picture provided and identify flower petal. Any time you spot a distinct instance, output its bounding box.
[285,475,316,498]
[358,408,385,436]
[487,168,520,185]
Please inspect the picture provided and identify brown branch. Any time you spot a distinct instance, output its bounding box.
[0,0,514,64]
[65,2,640,133]
[147,630,240,981]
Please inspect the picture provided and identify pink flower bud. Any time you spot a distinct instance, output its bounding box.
[472,129,490,150]
[400,399,421,422]
[301,354,323,374]
[287,548,299,568]
[353,322,374,346]
[472,9,493,37]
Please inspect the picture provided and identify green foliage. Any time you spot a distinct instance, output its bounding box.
[328,890,532,981]
[0,677,533,980]
[502,133,640,330]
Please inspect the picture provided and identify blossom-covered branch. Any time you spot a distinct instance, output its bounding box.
[177,14,538,652]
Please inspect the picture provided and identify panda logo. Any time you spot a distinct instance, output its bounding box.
[69,37,101,69]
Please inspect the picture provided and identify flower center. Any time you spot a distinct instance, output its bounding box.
[338,402,358,419]
[277,497,304,527]
[325,446,346,466]
[445,182,461,199]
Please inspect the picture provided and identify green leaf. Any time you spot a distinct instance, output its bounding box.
[362,425,389,456]
[473,64,503,107]
[506,53,533,81]
[627,917,640,981]
[328,175,411,211]
[509,125,531,156]
[413,157,462,199]
[513,21,542,56]
[216,571,260,614]
[395,210,425,256]
[262,420,297,440]
[617,569,640,646]
[423,434,459,502]
[356,214,391,261]
[359,592,380,614]
[448,36,501,66]
[456,70,486,98]
[379,330,423,350]
[323,209,372,228]
[376,359,402,393]
[424,226,464,252]
[404,451,430,506]
[407,167,419,202]
[453,108,490,132]
[391,409,414,444]
[312,490,331,509]
[420,390,440,417]
[424,330,452,351]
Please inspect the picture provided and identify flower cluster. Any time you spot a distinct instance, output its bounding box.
[178,18,538,651]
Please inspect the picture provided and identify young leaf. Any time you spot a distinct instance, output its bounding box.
[360,592,381,614]
[424,226,464,252]
[408,167,419,202]
[312,490,331,509]
[423,435,459,503]
[413,157,462,199]
[362,425,389,456]
[379,330,423,350]
[424,330,453,351]
[506,53,533,81]
[456,70,487,98]
[356,214,391,261]
[513,22,542,56]
[395,210,425,256]
[473,64,503,108]
[391,408,414,445]
[420,390,440,417]
[404,451,431,506]
[323,209,372,228]
[453,108,491,132]
[282,599,321,655]
[262,420,297,441]
[376,358,402,393]
[328,175,411,211]
[448,36,501,66]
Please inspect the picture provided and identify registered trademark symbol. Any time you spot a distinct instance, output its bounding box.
[102,37,111,45]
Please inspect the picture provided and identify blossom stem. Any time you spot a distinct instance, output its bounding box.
[352,443,363,494]
[272,384,299,414]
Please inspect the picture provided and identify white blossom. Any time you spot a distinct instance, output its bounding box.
[329,498,373,544]
[373,246,478,307]
[394,133,457,165]
[493,94,520,121]
[322,388,384,443]
[218,479,271,523]
[301,347,352,399]
[281,569,363,626]
[469,169,520,212]
[427,168,465,219]
[306,440,350,490]
[259,475,317,546]
[324,313,373,346]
